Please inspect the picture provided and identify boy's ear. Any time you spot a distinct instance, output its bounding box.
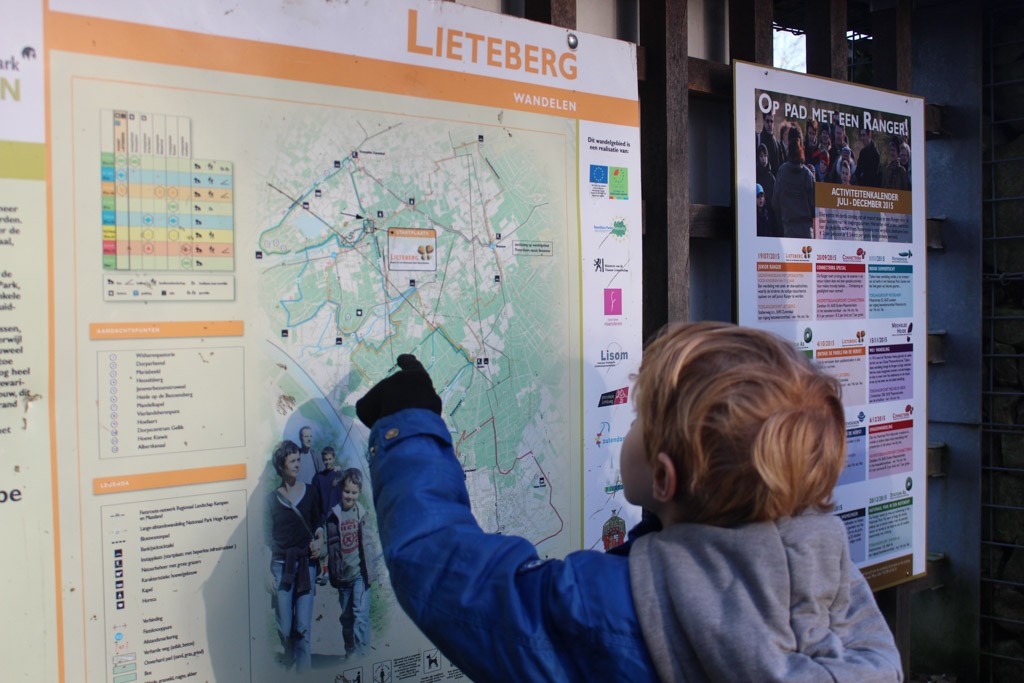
[651,452,677,503]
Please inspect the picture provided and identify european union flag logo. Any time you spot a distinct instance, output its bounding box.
[590,165,609,184]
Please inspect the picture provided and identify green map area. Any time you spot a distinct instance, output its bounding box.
[257,108,577,548]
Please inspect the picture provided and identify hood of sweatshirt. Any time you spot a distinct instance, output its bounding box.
[629,512,902,683]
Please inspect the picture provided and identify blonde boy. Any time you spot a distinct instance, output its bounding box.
[356,325,902,682]
[621,320,845,526]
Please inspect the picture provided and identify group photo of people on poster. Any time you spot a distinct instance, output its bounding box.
[262,423,380,673]
[754,90,913,244]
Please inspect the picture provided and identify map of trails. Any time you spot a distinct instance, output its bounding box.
[256,106,579,554]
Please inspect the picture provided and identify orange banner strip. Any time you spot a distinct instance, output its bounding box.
[756,261,813,272]
[815,183,912,214]
[93,464,247,495]
[816,346,867,359]
[89,320,244,340]
[47,11,639,127]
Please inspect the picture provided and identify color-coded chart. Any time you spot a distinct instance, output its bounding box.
[100,110,234,272]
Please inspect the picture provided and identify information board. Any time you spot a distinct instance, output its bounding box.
[734,61,927,589]
[0,2,643,680]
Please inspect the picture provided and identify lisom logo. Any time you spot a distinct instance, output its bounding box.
[595,343,629,369]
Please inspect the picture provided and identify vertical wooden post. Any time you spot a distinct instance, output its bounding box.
[639,0,689,333]
[872,0,913,92]
[729,0,775,66]
[550,0,576,30]
[805,0,848,80]
[524,0,576,29]
[523,0,549,23]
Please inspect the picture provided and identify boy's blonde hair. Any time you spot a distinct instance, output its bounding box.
[635,321,845,526]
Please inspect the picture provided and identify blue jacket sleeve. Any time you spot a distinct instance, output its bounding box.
[368,409,656,683]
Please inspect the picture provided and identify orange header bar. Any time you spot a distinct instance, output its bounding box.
[756,261,813,272]
[93,464,247,495]
[46,11,639,127]
[817,346,867,359]
[815,183,912,214]
[389,228,436,237]
[89,320,244,340]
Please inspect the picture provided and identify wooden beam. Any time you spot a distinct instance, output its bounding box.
[690,204,733,240]
[550,0,576,30]
[688,57,731,99]
[523,0,550,24]
[523,0,575,28]
[729,0,775,66]
[872,0,913,92]
[639,0,689,332]
[805,0,848,81]
[664,0,689,325]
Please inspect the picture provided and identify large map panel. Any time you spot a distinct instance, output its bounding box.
[52,50,580,681]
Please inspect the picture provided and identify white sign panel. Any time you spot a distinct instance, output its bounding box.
[735,61,926,589]
[2,1,643,680]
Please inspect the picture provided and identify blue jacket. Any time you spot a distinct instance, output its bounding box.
[368,409,658,682]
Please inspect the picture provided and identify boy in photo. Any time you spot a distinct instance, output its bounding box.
[325,467,379,659]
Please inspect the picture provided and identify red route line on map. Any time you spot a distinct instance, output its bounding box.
[455,417,565,545]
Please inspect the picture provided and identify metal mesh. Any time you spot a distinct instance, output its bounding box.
[982,3,1024,679]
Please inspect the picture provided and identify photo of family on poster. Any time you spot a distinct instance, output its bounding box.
[754,92,912,242]
[263,423,383,674]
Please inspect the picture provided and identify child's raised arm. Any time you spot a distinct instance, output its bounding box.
[357,356,656,683]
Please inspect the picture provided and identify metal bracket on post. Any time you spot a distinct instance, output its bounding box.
[927,441,948,478]
[925,103,949,139]
[927,216,946,251]
[927,329,947,365]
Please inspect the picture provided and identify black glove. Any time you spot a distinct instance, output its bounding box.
[355,354,442,428]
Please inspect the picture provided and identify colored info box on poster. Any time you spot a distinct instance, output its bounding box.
[816,347,867,405]
[868,419,914,478]
[840,426,868,486]
[868,264,913,318]
[868,343,913,403]
[755,261,813,322]
[388,227,437,271]
[838,508,867,564]
[815,262,866,320]
[868,497,913,559]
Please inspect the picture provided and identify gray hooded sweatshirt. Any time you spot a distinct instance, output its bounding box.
[629,512,902,682]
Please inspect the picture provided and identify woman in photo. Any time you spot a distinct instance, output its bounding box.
[772,126,817,239]
[267,440,325,673]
